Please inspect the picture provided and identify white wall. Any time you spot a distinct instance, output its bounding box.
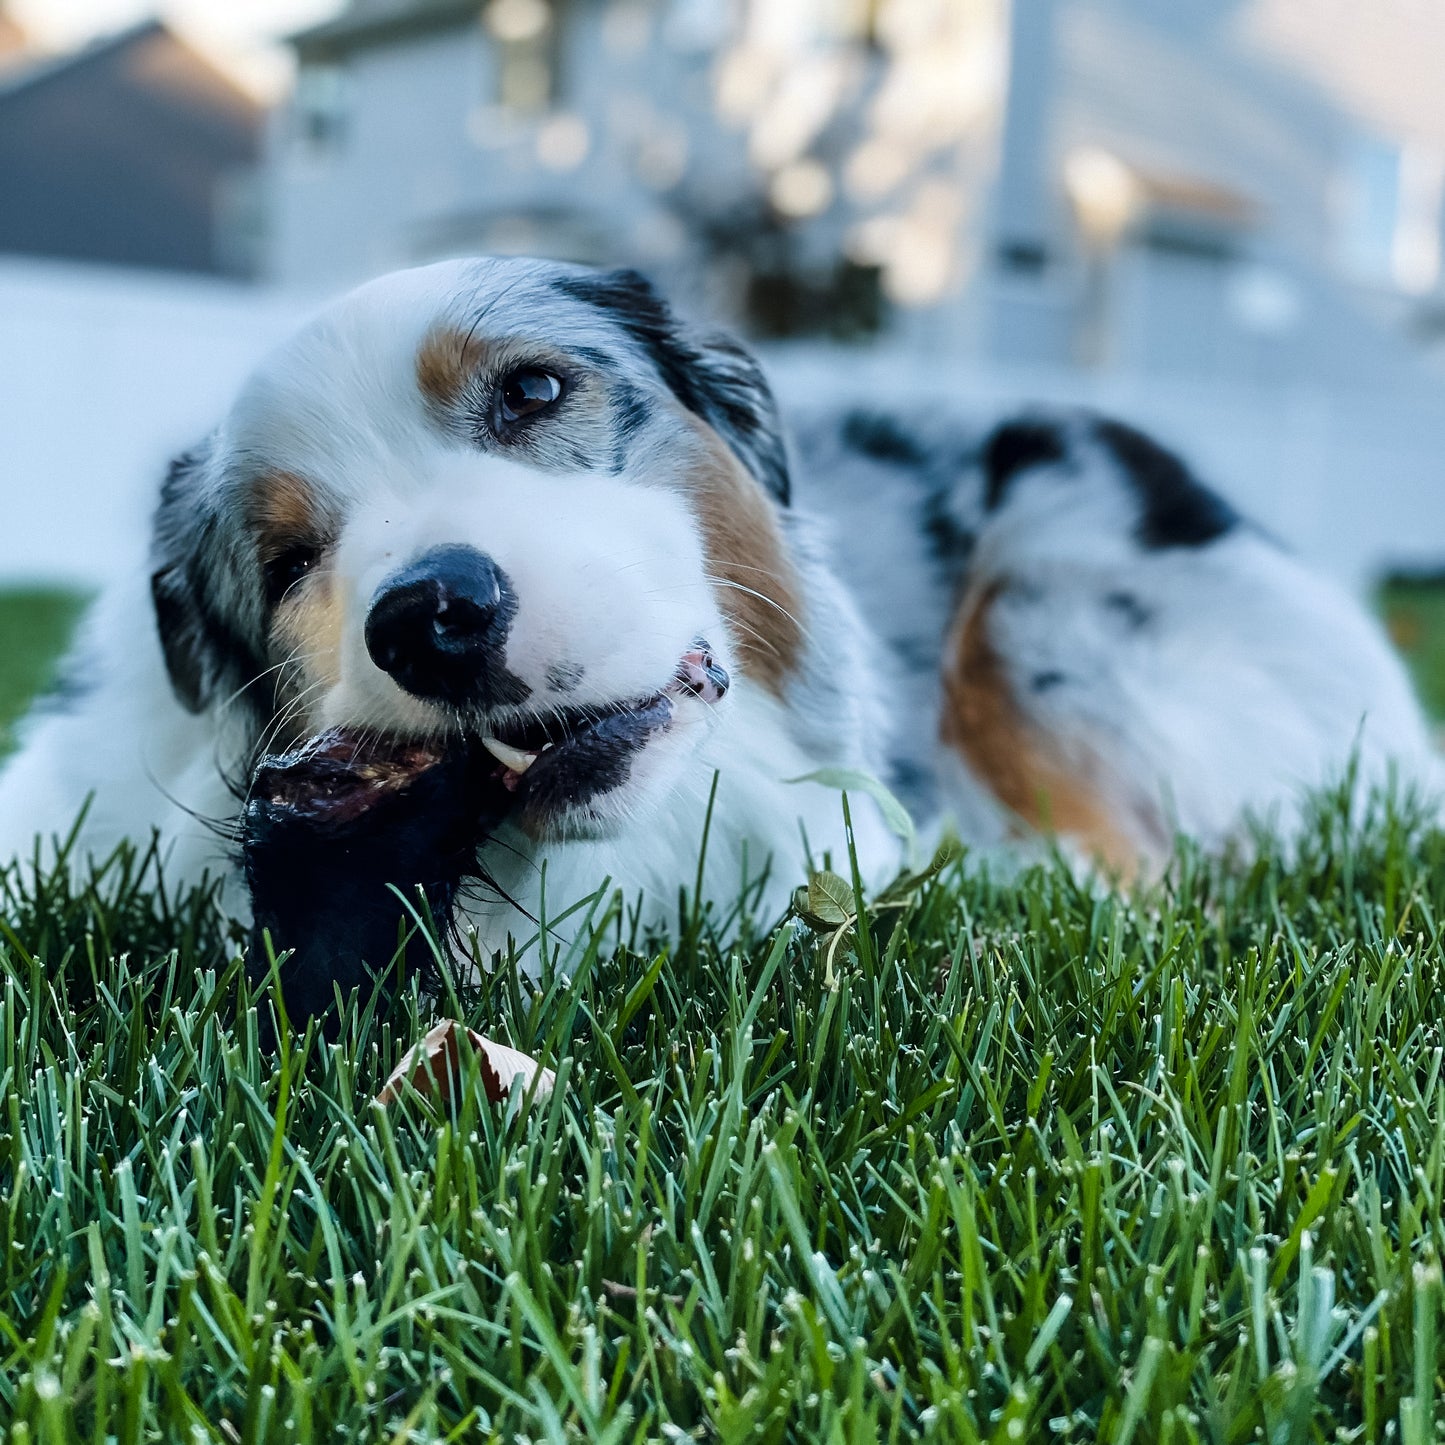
[271,28,490,287]
[0,257,1441,594]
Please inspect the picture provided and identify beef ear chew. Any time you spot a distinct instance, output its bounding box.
[242,728,507,1029]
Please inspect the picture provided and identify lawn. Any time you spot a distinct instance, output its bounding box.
[0,588,89,758]
[1380,577,1445,724]
[4,791,1445,1440]
[2,592,1445,1440]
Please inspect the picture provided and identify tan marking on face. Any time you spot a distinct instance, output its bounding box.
[247,470,321,566]
[245,470,341,730]
[941,581,1150,875]
[267,568,344,738]
[680,419,803,695]
[416,324,490,412]
[272,566,344,682]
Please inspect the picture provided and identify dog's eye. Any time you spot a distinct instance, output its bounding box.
[263,545,320,606]
[497,367,563,424]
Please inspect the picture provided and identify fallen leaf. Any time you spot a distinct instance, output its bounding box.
[874,839,963,910]
[375,1020,556,1109]
[798,869,855,930]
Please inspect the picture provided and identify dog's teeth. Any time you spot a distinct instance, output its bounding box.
[480,735,537,773]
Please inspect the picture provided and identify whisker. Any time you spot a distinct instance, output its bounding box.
[212,643,331,721]
[704,574,806,634]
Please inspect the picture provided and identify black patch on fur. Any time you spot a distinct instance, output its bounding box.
[1094,418,1237,550]
[886,755,937,817]
[892,634,945,672]
[608,382,651,471]
[612,381,652,439]
[555,269,791,505]
[151,446,266,716]
[839,408,930,468]
[564,440,594,472]
[921,487,975,573]
[1103,590,1153,629]
[1031,670,1066,693]
[981,418,1068,511]
[834,408,977,575]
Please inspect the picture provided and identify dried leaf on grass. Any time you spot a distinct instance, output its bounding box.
[798,869,855,929]
[375,1020,556,1109]
[792,869,859,990]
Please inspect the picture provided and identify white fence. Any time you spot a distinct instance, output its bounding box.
[1,257,1443,592]
[769,349,1445,594]
[0,259,302,585]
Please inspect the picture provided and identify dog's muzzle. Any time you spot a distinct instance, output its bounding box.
[365,544,531,708]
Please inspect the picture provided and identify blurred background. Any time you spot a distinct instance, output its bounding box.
[2,0,1445,743]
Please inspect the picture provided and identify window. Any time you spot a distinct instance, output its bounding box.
[293,63,348,152]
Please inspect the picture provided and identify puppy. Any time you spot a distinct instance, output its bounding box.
[0,258,901,1012]
[0,259,1435,1018]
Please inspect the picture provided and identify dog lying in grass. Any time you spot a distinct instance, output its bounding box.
[0,258,1435,1018]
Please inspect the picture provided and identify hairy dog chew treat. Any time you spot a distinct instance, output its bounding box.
[243,728,506,1029]
[241,644,731,1027]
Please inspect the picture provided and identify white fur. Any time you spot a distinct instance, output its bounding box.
[939,420,1442,861]
[975,524,1438,856]
[791,404,1441,868]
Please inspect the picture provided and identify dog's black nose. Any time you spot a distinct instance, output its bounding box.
[365,545,529,706]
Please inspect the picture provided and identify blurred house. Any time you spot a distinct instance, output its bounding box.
[267,1,1445,376]
[980,0,1445,392]
[270,0,779,316]
[1,0,1442,589]
[0,16,264,276]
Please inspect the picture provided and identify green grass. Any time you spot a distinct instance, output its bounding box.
[0,588,87,757]
[3,787,1445,1441]
[1381,578,1445,722]
[0,593,1444,1440]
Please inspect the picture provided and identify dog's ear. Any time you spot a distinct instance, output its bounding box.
[150,443,251,714]
[558,268,791,505]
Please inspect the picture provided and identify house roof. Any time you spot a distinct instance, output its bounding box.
[290,0,485,60]
[0,20,263,274]
[0,18,256,119]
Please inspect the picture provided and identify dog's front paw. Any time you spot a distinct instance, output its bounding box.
[242,728,502,1027]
